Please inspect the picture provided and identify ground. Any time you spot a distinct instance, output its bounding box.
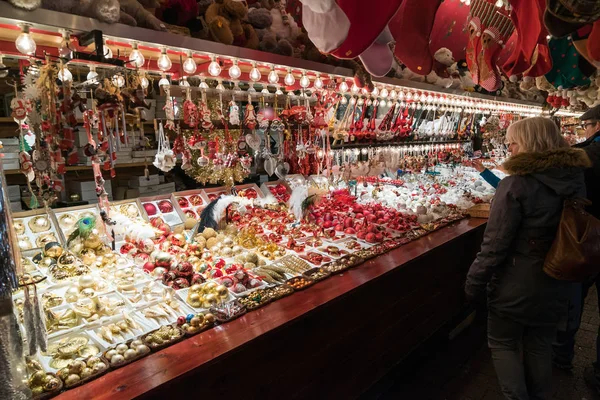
[363,288,600,400]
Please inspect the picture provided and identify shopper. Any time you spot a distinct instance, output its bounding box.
[465,117,591,400]
[552,105,600,385]
[465,159,502,188]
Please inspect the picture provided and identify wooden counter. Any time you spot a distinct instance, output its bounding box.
[57,218,487,400]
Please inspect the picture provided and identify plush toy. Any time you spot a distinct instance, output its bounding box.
[455,60,476,92]
[425,48,456,88]
[270,1,301,44]
[119,0,166,30]
[205,0,259,49]
[248,7,292,56]
[7,0,41,10]
[40,0,120,24]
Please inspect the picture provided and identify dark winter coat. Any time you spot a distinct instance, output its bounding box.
[465,147,591,326]
[574,130,600,219]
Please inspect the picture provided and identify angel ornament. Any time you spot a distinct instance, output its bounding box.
[229,101,240,126]
[244,103,257,130]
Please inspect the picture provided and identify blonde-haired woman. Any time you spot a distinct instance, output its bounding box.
[465,117,591,399]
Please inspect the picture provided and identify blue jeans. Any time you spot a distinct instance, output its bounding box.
[488,312,556,400]
[553,280,599,365]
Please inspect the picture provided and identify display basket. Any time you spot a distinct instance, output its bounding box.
[467,203,490,218]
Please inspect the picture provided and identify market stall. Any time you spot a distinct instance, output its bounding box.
[0,0,594,398]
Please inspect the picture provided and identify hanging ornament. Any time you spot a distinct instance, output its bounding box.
[153,122,176,172]
[244,99,257,129]
[229,100,240,125]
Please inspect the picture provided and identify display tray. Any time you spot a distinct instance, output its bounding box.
[55,218,486,400]
[139,194,185,228]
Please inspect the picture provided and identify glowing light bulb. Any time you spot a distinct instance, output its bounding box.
[287,91,294,97]
[390,90,397,99]
[367,99,372,106]
[268,66,279,84]
[372,87,379,96]
[58,30,72,58]
[314,74,323,89]
[159,75,170,87]
[112,74,124,87]
[339,81,349,93]
[261,88,269,94]
[129,43,145,68]
[0,57,7,79]
[208,56,221,77]
[140,74,149,89]
[199,77,208,89]
[180,77,190,87]
[358,98,364,105]
[341,96,348,104]
[216,80,225,91]
[350,97,356,105]
[58,66,72,82]
[157,47,172,71]
[248,85,257,93]
[275,86,283,95]
[380,88,389,98]
[183,51,197,74]
[229,59,241,79]
[15,25,36,55]
[398,91,405,100]
[284,69,295,86]
[495,0,503,7]
[351,83,360,94]
[362,87,370,95]
[87,65,98,82]
[299,73,310,88]
[249,62,261,82]
[379,99,387,107]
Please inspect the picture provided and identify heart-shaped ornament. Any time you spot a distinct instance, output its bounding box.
[245,133,261,151]
[264,157,276,176]
[275,161,290,179]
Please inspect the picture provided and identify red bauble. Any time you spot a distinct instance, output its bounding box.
[158,200,174,213]
[144,202,158,216]
[143,262,156,273]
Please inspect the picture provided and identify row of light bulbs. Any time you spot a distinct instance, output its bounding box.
[11,22,545,117]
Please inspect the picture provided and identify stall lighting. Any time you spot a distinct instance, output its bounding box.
[339,80,349,93]
[208,56,221,77]
[58,30,72,59]
[199,76,209,89]
[183,50,197,74]
[216,79,225,91]
[268,66,279,84]
[350,97,356,105]
[372,87,379,97]
[15,24,36,55]
[157,47,172,71]
[112,74,125,87]
[351,83,360,94]
[275,86,283,95]
[0,56,7,79]
[284,68,295,86]
[380,99,387,107]
[249,62,261,82]
[140,72,149,89]
[228,59,241,80]
[341,96,348,104]
[261,88,269,94]
[313,73,323,89]
[180,76,190,87]
[87,65,98,82]
[390,90,397,99]
[159,74,170,87]
[57,65,72,82]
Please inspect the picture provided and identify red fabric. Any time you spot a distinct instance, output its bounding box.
[429,0,471,61]
[330,0,403,59]
[466,17,483,83]
[588,20,600,62]
[390,0,443,75]
[478,27,503,91]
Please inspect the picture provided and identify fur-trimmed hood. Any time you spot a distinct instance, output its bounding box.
[503,147,590,198]
[503,147,591,175]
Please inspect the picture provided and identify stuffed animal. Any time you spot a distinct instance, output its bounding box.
[424,48,456,88]
[6,0,41,10]
[455,60,476,91]
[119,0,166,30]
[270,1,301,44]
[40,0,120,24]
[205,0,259,49]
[248,7,292,56]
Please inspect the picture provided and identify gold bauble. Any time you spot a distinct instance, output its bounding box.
[44,376,61,391]
[215,285,229,298]
[29,370,46,386]
[83,234,102,249]
[203,281,217,293]
[79,249,96,265]
[190,284,202,293]
[204,293,218,307]
[69,242,84,255]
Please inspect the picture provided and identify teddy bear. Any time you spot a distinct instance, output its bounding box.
[424,48,459,88]
[247,7,293,56]
[269,0,301,44]
[6,0,40,10]
[204,0,259,49]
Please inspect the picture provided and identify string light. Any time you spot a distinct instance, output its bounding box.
[15,24,36,55]
[140,71,149,89]
[216,79,225,91]
[299,72,310,88]
[390,90,397,99]
[275,85,283,95]
[180,76,190,87]
[199,76,209,89]
[183,50,197,74]
[313,73,323,89]
[249,62,261,82]
[495,0,503,7]
[58,29,72,59]
[284,68,295,86]
[157,47,172,71]
[208,56,221,77]
[58,65,72,82]
[0,56,7,79]
[87,65,98,82]
[372,87,379,96]
[350,97,356,105]
[268,66,279,84]
[261,88,269,94]
[112,74,124,87]
[229,59,241,79]
[351,83,360,94]
[380,88,389,98]
[339,80,349,93]
[159,74,170,87]
[129,42,145,68]
[341,96,348,104]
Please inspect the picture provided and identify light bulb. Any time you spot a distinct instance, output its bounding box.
[0,57,7,79]
[112,74,124,87]
[140,74,149,89]
[216,80,225,91]
[248,85,256,93]
[350,97,356,105]
[299,73,310,88]
[380,88,389,98]
[339,81,349,93]
[87,65,98,82]
[372,87,379,96]
[103,41,113,59]
[275,86,283,95]
[157,47,172,71]
[390,90,397,99]
[367,99,372,106]
[268,67,279,84]
[183,51,197,75]
[129,43,145,68]
[199,77,209,89]
[398,91,405,100]
[180,77,190,87]
[249,63,261,82]
[284,69,295,86]
[208,57,221,77]
[314,74,323,89]
[358,98,364,105]
[15,25,36,55]
[229,60,241,79]
[159,76,170,87]
[341,96,348,104]
[58,66,72,82]
[287,91,294,97]
[261,88,269,94]
[351,83,360,94]
[58,30,72,58]
[380,99,387,107]
[465,0,471,5]
[406,92,413,101]
[362,87,370,95]
[495,0,503,7]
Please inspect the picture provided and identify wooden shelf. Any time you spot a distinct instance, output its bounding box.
[4,161,158,175]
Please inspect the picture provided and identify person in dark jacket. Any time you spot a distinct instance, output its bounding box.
[552,106,600,385]
[465,117,591,400]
